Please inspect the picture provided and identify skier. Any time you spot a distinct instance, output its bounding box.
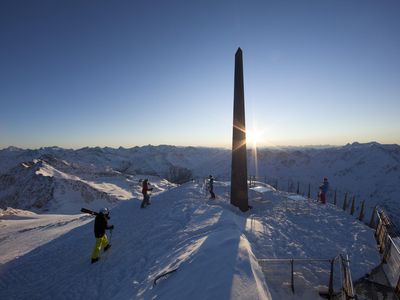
[91,207,114,264]
[141,179,153,208]
[319,177,329,204]
[208,175,216,199]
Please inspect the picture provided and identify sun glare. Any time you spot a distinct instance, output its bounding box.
[247,128,264,147]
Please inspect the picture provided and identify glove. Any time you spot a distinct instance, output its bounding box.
[109,225,114,230]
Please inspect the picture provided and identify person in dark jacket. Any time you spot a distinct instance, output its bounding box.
[141,179,153,208]
[319,177,329,204]
[91,208,114,264]
[208,175,216,199]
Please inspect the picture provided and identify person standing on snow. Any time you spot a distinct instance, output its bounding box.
[91,208,114,264]
[208,175,216,199]
[141,179,153,208]
[319,177,329,204]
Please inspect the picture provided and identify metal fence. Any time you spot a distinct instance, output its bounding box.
[371,207,400,296]
[339,254,355,300]
[203,175,400,297]
[258,255,355,299]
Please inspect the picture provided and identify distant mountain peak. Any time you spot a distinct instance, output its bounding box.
[344,141,382,149]
[2,146,23,151]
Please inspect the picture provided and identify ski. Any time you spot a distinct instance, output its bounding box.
[153,268,178,286]
[80,207,98,216]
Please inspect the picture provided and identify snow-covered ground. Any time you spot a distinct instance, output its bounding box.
[0,180,380,299]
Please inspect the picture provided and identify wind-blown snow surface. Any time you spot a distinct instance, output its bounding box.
[0,181,380,300]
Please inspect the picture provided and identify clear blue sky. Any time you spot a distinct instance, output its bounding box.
[1,0,399,149]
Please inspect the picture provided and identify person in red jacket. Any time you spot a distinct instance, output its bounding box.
[141,179,153,208]
[319,177,330,204]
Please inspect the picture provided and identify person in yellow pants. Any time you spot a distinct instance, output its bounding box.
[91,208,114,264]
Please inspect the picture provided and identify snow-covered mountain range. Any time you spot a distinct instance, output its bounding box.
[0,142,399,225]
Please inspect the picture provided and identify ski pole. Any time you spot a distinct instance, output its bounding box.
[109,229,113,244]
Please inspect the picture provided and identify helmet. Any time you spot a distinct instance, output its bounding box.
[100,207,109,215]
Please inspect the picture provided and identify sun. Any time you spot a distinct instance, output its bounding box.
[247,128,264,147]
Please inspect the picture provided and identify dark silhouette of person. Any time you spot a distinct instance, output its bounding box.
[208,175,216,199]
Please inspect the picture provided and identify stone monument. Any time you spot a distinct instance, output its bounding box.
[230,48,249,212]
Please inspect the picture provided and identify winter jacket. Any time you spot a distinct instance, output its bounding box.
[320,181,329,194]
[94,213,111,238]
[209,177,214,191]
[142,181,153,195]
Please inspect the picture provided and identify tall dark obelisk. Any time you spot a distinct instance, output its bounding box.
[230,48,249,212]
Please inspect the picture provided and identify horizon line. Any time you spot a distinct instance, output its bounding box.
[1,141,398,151]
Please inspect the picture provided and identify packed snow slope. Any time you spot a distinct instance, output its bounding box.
[1,142,399,226]
[0,181,380,300]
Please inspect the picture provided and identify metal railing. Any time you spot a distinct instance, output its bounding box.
[339,254,355,300]
[371,207,400,296]
[257,254,355,299]
[205,175,400,297]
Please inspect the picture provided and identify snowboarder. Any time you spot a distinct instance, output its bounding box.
[91,207,114,264]
[208,175,216,199]
[319,177,329,204]
[141,179,153,208]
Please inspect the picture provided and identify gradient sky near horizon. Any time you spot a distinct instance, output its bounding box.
[1,0,399,149]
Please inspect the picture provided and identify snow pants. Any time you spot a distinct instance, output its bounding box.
[320,192,326,204]
[209,190,215,199]
[91,235,109,259]
[141,194,150,208]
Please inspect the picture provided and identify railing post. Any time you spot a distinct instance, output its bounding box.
[328,258,334,299]
[382,235,391,263]
[378,212,391,254]
[342,192,348,211]
[291,259,294,294]
[376,215,387,253]
[340,254,355,300]
[346,254,355,299]
[395,275,400,298]
[369,205,377,228]
[358,200,365,221]
[296,182,300,194]
[333,190,337,205]
[350,196,355,215]
[307,183,311,199]
[375,211,382,238]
